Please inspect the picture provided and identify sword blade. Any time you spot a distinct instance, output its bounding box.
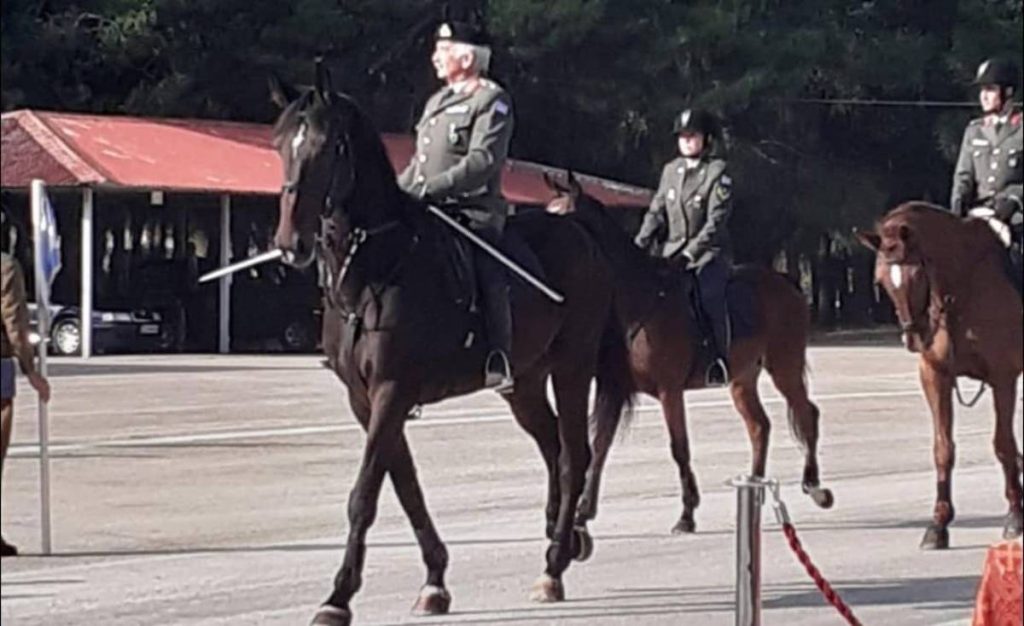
[198,249,284,284]
[426,205,565,304]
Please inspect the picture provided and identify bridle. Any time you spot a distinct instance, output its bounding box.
[889,254,952,341]
[279,109,416,325]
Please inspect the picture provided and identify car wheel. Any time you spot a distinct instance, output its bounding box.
[51,319,81,356]
[281,319,314,352]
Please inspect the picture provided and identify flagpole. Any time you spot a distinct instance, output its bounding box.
[30,179,53,556]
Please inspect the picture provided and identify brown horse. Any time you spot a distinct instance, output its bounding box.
[545,172,833,535]
[856,201,1023,549]
[269,67,633,626]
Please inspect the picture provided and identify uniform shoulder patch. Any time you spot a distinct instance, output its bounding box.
[493,98,510,116]
[716,173,733,200]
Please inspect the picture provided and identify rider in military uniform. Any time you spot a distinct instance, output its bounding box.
[950,56,1022,292]
[635,108,734,386]
[398,18,515,392]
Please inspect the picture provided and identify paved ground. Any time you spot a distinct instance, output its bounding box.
[1,344,1021,625]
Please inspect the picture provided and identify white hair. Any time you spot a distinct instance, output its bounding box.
[452,42,492,75]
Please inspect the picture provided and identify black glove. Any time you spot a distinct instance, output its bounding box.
[993,195,1022,222]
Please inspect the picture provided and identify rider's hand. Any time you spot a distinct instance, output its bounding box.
[993,195,1021,222]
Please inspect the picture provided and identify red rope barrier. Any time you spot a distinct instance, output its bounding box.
[764,481,863,626]
[780,522,862,626]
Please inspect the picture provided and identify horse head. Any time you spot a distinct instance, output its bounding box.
[856,204,953,352]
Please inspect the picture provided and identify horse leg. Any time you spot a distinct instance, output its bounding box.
[661,390,701,535]
[730,369,771,478]
[919,361,955,550]
[507,373,561,541]
[389,433,452,615]
[991,377,1023,540]
[576,395,620,527]
[766,359,833,509]
[313,387,411,626]
[531,368,592,603]
[347,394,450,615]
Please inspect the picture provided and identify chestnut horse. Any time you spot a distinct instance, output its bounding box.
[545,172,833,535]
[269,68,633,625]
[857,201,1023,549]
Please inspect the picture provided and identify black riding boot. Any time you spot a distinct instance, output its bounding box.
[477,248,514,394]
[695,258,730,386]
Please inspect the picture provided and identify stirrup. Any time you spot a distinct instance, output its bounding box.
[484,350,514,394]
[704,357,730,387]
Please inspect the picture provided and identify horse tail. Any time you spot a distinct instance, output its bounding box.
[592,310,637,443]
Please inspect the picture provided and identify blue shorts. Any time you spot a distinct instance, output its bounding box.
[1,358,16,400]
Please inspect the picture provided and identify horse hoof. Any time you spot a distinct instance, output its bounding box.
[310,605,352,626]
[530,574,565,603]
[573,526,594,562]
[671,517,697,535]
[1003,513,1024,540]
[920,525,950,550]
[412,585,451,616]
[808,487,835,510]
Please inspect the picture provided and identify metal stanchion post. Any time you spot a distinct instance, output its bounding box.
[731,475,769,626]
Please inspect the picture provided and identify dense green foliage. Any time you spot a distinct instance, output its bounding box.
[3,1,1021,322]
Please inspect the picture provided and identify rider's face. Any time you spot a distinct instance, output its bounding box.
[432,41,473,83]
[979,85,1005,114]
[678,132,706,158]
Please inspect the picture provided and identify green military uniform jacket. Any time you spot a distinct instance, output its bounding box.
[398,78,514,233]
[1,252,37,375]
[634,156,734,268]
[951,109,1023,216]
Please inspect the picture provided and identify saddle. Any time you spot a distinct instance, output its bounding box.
[432,211,546,324]
[657,265,759,360]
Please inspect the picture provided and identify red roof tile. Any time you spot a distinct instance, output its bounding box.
[1,110,650,207]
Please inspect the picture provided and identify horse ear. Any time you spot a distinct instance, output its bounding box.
[314,57,334,104]
[268,74,299,109]
[566,170,583,199]
[854,229,881,252]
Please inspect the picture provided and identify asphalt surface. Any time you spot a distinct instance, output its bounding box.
[1,344,1021,625]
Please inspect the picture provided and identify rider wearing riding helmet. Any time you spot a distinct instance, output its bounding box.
[634,108,734,386]
[950,56,1022,292]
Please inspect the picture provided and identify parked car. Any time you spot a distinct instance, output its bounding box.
[28,303,177,356]
[230,265,321,353]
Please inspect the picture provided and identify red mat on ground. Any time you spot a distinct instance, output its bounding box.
[973,540,1023,626]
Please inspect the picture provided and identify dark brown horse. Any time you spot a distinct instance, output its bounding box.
[269,68,633,626]
[856,201,1023,549]
[545,172,833,535]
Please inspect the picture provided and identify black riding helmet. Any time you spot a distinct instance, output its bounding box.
[672,108,720,139]
[973,57,1020,88]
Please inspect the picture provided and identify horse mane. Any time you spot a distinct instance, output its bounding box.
[276,88,422,227]
[566,191,667,298]
[880,200,999,264]
[879,200,1006,289]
